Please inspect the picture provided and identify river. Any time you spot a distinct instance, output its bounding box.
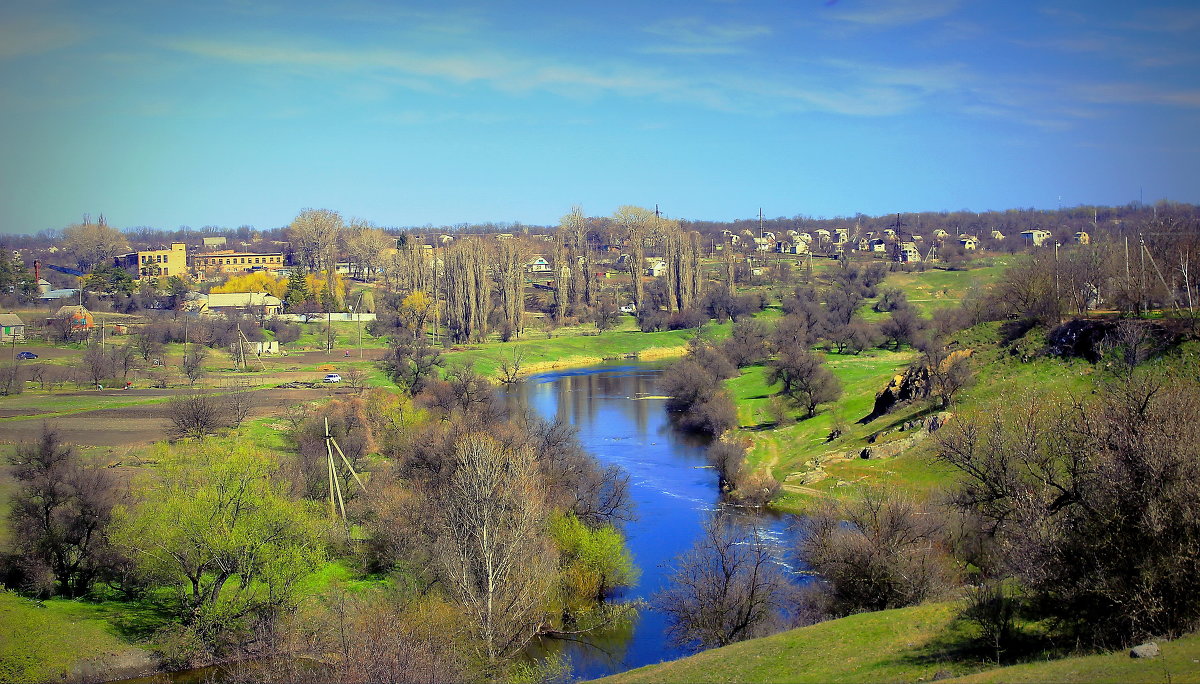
[110,361,799,684]
[511,361,799,680]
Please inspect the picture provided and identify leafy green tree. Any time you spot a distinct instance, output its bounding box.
[113,444,327,633]
[549,511,637,606]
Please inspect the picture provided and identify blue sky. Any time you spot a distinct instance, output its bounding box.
[1,0,1197,233]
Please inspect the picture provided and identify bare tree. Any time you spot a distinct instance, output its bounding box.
[182,346,207,385]
[613,205,657,313]
[289,208,344,272]
[342,366,367,394]
[61,215,129,272]
[83,343,112,386]
[655,514,788,651]
[496,347,526,385]
[223,379,254,428]
[166,391,228,439]
[800,488,953,615]
[435,434,555,667]
[7,426,121,597]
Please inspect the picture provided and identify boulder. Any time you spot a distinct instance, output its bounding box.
[1130,643,1160,658]
[860,447,872,460]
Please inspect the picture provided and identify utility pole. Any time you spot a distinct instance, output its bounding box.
[1139,234,1147,315]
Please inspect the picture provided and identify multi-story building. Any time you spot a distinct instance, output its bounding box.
[114,242,187,279]
[192,251,285,279]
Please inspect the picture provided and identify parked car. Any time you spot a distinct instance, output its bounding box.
[16,351,37,360]
[619,304,636,314]
[322,373,342,383]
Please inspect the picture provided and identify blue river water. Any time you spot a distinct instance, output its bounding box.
[509,361,798,680]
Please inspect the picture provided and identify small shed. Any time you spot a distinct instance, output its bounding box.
[0,313,25,341]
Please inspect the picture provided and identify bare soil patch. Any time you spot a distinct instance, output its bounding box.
[0,387,335,447]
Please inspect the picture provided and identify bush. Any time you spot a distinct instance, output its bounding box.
[938,373,1200,647]
[800,488,955,615]
[265,319,301,344]
[667,308,706,330]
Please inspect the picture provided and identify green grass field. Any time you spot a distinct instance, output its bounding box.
[597,603,984,684]
[0,590,155,683]
[595,600,1200,684]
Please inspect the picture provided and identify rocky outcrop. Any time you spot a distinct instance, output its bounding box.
[866,350,972,421]
[857,412,953,460]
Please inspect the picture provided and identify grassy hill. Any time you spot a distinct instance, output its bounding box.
[594,602,1200,684]
[597,603,981,684]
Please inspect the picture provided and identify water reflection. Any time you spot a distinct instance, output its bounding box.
[507,362,799,680]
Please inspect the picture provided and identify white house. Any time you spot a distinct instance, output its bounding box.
[525,256,552,273]
[0,313,25,342]
[646,259,668,277]
[960,236,979,250]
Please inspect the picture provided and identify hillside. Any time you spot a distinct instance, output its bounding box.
[595,602,1200,684]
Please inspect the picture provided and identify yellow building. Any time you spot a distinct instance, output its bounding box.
[115,242,187,279]
[192,251,285,278]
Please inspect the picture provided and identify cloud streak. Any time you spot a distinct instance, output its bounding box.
[824,0,960,27]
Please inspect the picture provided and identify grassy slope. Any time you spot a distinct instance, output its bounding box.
[734,319,1098,513]
[0,591,154,683]
[597,601,1200,684]
[947,634,1200,684]
[597,603,985,684]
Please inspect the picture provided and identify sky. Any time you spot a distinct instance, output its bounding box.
[1,0,1198,234]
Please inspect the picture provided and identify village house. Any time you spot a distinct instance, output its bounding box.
[990,230,1006,240]
[834,228,850,243]
[205,292,284,317]
[960,236,980,250]
[1074,231,1090,245]
[932,229,950,239]
[896,242,922,263]
[525,256,552,273]
[869,238,888,252]
[0,313,25,342]
[796,232,812,244]
[645,259,668,277]
[191,251,285,279]
[752,237,772,252]
[114,242,187,279]
[54,305,94,331]
[1021,229,1052,246]
[776,241,808,255]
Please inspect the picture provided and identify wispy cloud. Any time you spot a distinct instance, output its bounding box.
[1070,82,1200,108]
[640,17,771,55]
[165,35,973,117]
[824,0,960,27]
